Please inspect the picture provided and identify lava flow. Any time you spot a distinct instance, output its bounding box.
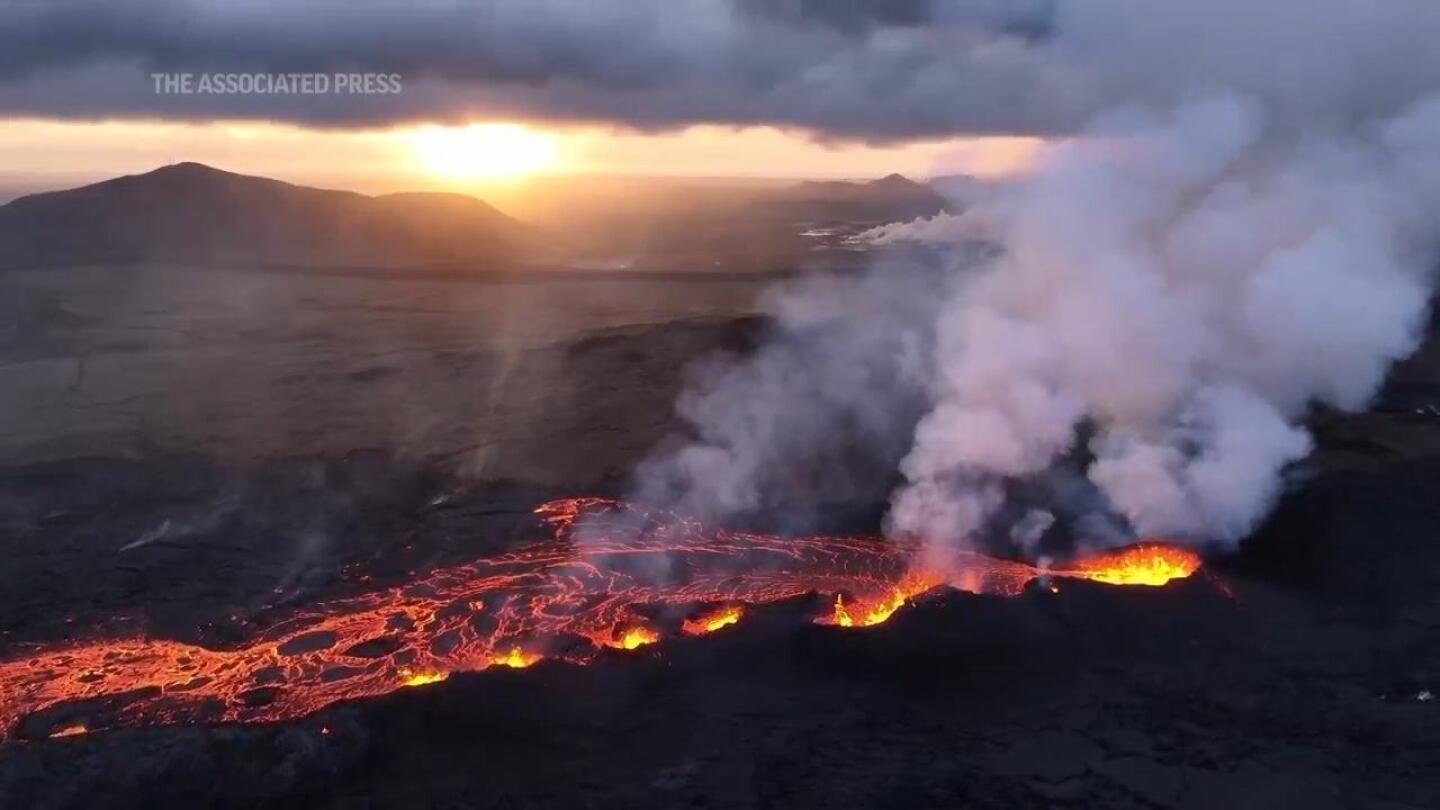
[0,498,1199,739]
[1059,543,1201,586]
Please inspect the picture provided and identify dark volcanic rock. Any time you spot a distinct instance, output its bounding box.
[2,317,1439,808]
[988,732,1099,781]
[1091,757,1184,807]
[2,553,1435,808]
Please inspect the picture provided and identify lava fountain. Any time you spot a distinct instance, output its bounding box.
[0,498,1199,739]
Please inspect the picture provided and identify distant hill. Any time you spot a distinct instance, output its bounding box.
[774,173,948,222]
[0,163,542,270]
[586,172,954,272]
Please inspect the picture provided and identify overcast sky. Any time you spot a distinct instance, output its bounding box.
[2,1,1438,189]
[0,0,1062,138]
[3,0,1431,137]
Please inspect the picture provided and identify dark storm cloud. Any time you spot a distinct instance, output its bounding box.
[735,0,1052,38]
[0,0,1074,137]
[734,0,936,33]
[0,0,1435,139]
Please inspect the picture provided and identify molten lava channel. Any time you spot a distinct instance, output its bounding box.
[0,498,1199,739]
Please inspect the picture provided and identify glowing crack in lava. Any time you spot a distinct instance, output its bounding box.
[0,498,1199,738]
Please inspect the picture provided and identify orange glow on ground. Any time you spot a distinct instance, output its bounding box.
[602,626,662,651]
[1057,544,1202,587]
[490,647,543,669]
[823,574,940,628]
[0,499,1201,738]
[399,669,449,687]
[682,605,745,635]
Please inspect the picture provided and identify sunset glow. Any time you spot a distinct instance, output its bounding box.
[410,123,558,181]
[0,117,1044,201]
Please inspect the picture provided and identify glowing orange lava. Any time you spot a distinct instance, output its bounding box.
[399,669,449,688]
[0,498,1202,738]
[602,626,661,651]
[823,574,939,627]
[491,647,543,669]
[682,605,744,635]
[1057,543,1201,587]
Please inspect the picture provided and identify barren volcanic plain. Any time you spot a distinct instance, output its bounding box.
[0,256,1436,809]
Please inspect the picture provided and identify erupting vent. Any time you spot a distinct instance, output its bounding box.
[0,498,1199,738]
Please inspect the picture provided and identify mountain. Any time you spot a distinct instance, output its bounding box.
[775,173,948,222]
[585,173,954,272]
[0,163,542,270]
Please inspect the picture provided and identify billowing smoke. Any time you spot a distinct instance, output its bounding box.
[633,259,945,533]
[636,2,1440,555]
[890,94,1439,547]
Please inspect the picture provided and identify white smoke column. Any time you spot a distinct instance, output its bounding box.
[634,1,1440,558]
[633,263,943,531]
[889,93,1440,548]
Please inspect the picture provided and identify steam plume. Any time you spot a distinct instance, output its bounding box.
[637,2,1440,554]
[891,93,1440,546]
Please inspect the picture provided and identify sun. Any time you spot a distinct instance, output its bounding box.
[410,123,557,181]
